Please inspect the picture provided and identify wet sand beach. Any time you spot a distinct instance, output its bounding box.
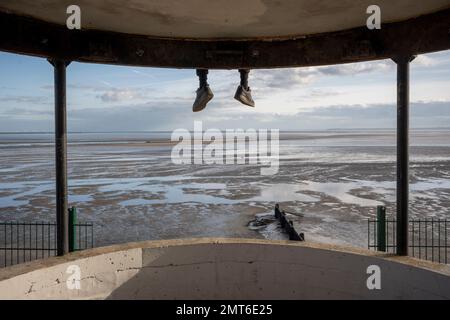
[0,130,449,248]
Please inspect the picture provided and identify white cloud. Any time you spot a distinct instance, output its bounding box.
[414,55,438,67]
[98,88,146,103]
[0,95,50,105]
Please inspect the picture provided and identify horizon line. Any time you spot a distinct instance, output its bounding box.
[1,127,450,134]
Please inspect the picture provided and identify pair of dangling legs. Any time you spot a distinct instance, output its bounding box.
[193,69,255,112]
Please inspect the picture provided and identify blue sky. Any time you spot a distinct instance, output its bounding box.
[0,50,449,132]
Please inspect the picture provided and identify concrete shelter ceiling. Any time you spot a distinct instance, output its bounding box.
[1,0,449,40]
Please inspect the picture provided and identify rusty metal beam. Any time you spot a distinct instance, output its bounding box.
[0,9,449,69]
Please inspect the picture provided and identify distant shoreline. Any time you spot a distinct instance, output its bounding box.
[1,129,450,148]
[1,127,450,135]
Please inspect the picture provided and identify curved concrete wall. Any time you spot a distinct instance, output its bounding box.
[0,238,449,299]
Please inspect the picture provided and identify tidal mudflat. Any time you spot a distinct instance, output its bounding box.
[1,130,449,248]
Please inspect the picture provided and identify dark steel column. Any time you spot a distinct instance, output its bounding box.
[393,55,414,256]
[48,59,70,256]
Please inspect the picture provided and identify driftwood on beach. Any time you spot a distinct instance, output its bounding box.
[275,204,304,241]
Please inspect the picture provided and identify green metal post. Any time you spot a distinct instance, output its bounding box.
[377,205,386,252]
[68,207,77,252]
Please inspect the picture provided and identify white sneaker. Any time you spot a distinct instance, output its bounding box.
[193,85,214,112]
[234,85,255,107]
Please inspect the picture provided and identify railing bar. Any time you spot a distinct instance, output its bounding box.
[29,224,31,262]
[387,219,390,253]
[445,220,448,264]
[49,224,51,253]
[41,224,45,258]
[432,218,434,262]
[4,223,6,267]
[384,220,387,253]
[386,219,389,253]
[419,219,421,260]
[389,219,392,254]
[10,222,12,266]
[438,220,441,264]
[54,223,56,257]
[35,221,38,261]
[374,218,376,250]
[78,223,81,251]
[385,220,388,253]
[386,219,392,252]
[22,223,25,263]
[393,218,396,254]
[46,224,48,255]
[425,219,428,260]
[392,219,394,252]
[44,223,50,258]
[8,223,10,267]
[16,223,19,265]
[412,220,415,258]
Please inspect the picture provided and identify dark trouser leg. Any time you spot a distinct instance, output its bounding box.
[239,69,250,90]
[193,69,213,112]
[196,69,209,88]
